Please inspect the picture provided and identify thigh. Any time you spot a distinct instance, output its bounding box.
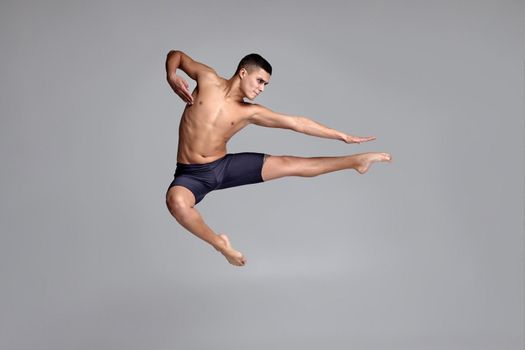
[168,173,215,205]
[215,152,266,190]
[260,155,302,181]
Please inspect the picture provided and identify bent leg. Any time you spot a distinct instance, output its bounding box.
[166,185,246,266]
[261,152,391,182]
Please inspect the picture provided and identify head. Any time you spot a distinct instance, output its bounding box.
[235,53,272,100]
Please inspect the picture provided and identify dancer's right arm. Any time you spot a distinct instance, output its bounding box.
[165,50,215,104]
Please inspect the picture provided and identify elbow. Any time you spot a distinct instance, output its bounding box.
[167,49,182,57]
[166,50,182,65]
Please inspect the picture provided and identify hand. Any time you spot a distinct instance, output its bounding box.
[342,134,376,144]
[170,75,194,105]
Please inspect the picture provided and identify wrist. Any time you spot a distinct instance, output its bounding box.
[335,131,347,142]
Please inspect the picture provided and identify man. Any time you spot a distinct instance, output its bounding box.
[165,50,391,267]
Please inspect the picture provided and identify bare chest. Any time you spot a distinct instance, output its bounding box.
[184,93,249,133]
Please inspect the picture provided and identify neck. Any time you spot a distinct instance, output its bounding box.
[225,75,245,102]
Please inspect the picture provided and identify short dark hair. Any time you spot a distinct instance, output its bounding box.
[235,53,272,75]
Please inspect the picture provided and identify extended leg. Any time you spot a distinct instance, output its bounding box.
[261,152,391,181]
[166,186,246,266]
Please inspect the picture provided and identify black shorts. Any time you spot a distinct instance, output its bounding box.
[167,152,266,205]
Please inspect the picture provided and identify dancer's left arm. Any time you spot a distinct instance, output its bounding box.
[248,104,375,144]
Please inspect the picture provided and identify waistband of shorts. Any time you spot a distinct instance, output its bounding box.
[176,154,229,170]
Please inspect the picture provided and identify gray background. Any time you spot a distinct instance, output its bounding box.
[1,0,523,349]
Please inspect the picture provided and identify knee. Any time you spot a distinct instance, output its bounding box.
[166,192,192,220]
[280,155,310,177]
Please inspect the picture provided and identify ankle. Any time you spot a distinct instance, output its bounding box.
[212,235,227,251]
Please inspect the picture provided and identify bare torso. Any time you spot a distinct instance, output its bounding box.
[176,74,255,164]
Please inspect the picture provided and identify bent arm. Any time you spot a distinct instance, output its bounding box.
[249,104,345,141]
[165,50,215,83]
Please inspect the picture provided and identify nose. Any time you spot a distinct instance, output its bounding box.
[259,84,265,92]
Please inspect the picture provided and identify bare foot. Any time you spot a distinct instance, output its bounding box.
[354,152,392,174]
[215,234,246,267]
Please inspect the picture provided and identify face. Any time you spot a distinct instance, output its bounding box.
[239,67,270,100]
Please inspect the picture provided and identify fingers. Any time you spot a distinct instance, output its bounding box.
[350,135,376,144]
[173,76,194,104]
[183,90,194,104]
[176,91,192,104]
[177,85,194,104]
[182,82,193,104]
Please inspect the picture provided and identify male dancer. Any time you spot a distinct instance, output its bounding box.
[165,50,391,266]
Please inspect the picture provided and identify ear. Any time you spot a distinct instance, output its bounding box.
[239,67,248,79]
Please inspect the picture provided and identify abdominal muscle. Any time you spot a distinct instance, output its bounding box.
[175,103,247,165]
[176,131,228,164]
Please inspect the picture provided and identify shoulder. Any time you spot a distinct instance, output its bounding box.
[242,103,266,120]
[246,103,267,115]
[196,68,221,86]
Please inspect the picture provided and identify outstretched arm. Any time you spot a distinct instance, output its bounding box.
[249,104,375,144]
[165,50,216,104]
